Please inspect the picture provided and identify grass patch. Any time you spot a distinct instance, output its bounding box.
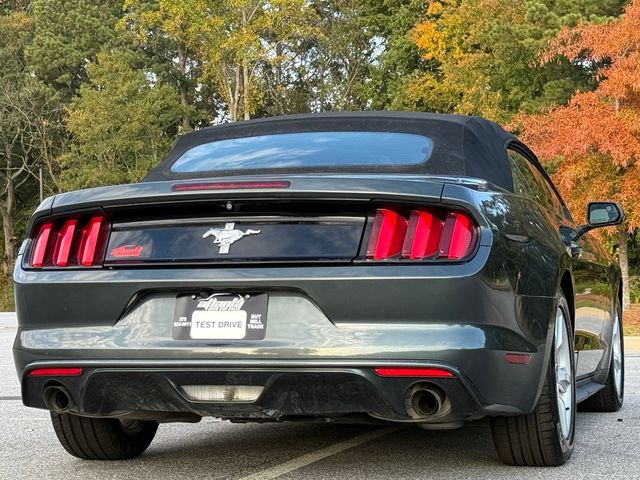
[0,276,14,311]
[624,304,640,337]
[624,323,640,337]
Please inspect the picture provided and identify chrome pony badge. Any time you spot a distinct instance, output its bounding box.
[202,223,261,254]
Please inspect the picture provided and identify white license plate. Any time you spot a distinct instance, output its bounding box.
[172,293,268,340]
[189,310,248,340]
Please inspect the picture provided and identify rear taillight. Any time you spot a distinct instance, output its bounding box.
[31,222,53,268]
[366,207,477,261]
[28,214,109,268]
[366,209,408,259]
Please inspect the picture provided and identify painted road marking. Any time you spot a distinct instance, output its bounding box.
[238,426,405,480]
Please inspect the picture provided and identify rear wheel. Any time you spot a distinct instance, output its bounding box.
[579,302,624,412]
[490,293,575,466]
[51,412,158,460]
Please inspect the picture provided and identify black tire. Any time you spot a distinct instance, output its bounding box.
[579,301,624,412]
[50,412,158,460]
[490,294,576,466]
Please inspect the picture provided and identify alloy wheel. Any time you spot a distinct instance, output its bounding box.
[555,306,573,439]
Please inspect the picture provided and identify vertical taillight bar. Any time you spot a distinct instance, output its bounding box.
[446,212,474,259]
[53,219,78,267]
[402,211,443,259]
[78,215,105,266]
[31,222,53,267]
[366,209,408,260]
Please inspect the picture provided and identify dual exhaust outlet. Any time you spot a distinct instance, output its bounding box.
[404,383,450,419]
[41,380,451,423]
[43,385,74,414]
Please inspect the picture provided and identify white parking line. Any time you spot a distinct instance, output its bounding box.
[238,426,404,480]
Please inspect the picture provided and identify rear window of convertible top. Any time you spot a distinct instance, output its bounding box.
[170,131,434,173]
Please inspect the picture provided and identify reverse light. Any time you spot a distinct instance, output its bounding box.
[366,207,477,261]
[373,367,454,378]
[28,367,84,377]
[180,385,264,402]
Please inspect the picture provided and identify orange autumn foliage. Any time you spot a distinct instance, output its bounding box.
[515,0,640,229]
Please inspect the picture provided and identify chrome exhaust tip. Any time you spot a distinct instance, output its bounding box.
[412,389,442,416]
[404,384,449,419]
[43,385,74,413]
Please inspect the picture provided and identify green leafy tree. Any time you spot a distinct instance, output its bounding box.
[364,0,432,111]
[121,0,210,131]
[26,0,122,96]
[61,49,183,189]
[0,6,65,275]
[123,0,319,122]
[408,0,626,121]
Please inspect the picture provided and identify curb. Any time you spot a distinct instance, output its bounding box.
[0,312,16,328]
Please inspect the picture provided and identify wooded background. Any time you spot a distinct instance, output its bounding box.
[1,0,639,310]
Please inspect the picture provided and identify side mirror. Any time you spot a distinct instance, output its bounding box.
[587,202,624,227]
[577,202,624,236]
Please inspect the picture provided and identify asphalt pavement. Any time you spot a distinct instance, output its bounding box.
[1,315,639,479]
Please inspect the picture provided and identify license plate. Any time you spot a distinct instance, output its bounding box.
[172,293,268,340]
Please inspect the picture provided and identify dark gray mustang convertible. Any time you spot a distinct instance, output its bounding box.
[13,112,624,466]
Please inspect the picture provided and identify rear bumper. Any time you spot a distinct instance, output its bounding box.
[17,346,550,422]
[21,363,509,425]
[13,249,557,421]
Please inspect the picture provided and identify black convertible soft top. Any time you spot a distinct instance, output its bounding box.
[143,111,518,191]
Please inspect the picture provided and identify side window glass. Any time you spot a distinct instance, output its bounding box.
[507,148,562,214]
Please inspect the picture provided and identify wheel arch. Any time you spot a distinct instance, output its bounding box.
[618,280,623,312]
[560,270,575,332]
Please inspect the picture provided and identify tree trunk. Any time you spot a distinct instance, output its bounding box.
[0,177,16,276]
[179,87,190,131]
[0,209,15,276]
[243,60,251,121]
[177,47,191,131]
[229,65,241,122]
[240,7,251,122]
[619,226,630,309]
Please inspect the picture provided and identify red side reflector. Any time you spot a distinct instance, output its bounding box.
[505,354,532,365]
[366,209,408,259]
[31,222,53,267]
[171,181,291,191]
[373,367,454,378]
[53,219,78,267]
[78,215,104,266]
[28,367,83,377]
